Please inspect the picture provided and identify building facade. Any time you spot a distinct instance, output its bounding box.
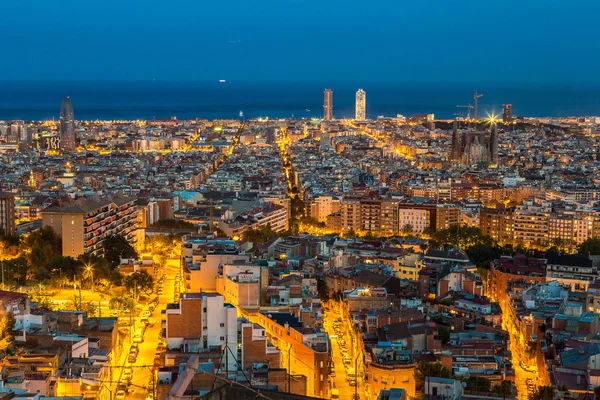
[41,195,138,257]
[0,192,16,236]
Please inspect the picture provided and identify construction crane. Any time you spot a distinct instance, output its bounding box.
[456,104,474,120]
[473,91,483,121]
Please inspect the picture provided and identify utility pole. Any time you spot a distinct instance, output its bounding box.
[288,344,292,393]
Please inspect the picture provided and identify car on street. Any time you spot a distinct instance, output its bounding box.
[128,353,137,363]
[142,310,151,318]
[349,379,356,386]
[133,333,144,343]
[116,390,126,400]
[123,367,133,381]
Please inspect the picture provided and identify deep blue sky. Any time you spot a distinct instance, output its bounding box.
[1,0,598,84]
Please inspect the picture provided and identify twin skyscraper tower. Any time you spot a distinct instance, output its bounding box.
[323,88,366,121]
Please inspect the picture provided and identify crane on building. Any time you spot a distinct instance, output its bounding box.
[456,104,474,121]
[473,91,483,121]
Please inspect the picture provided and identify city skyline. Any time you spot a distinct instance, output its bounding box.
[2,2,600,400]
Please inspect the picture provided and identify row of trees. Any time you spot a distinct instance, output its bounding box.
[0,227,139,287]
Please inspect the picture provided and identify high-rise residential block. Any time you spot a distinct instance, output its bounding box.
[323,89,333,121]
[41,195,138,257]
[355,89,366,120]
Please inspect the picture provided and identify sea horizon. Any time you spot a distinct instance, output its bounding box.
[1,80,599,121]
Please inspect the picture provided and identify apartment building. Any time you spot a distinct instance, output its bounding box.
[219,203,288,237]
[480,207,515,245]
[256,311,330,398]
[546,254,600,292]
[0,192,16,236]
[309,195,340,223]
[41,195,138,257]
[165,292,238,372]
[216,262,268,308]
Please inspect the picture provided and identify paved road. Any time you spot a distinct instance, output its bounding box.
[119,258,180,400]
[323,306,360,400]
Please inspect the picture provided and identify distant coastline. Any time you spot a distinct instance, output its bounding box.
[1,80,599,121]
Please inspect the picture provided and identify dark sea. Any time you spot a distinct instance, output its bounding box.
[1,81,599,121]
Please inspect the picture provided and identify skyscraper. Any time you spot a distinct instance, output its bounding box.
[60,96,76,151]
[355,89,366,120]
[323,89,333,121]
[502,104,513,124]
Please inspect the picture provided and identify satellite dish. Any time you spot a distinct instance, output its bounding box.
[461,382,467,388]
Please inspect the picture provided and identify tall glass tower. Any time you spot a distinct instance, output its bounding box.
[60,96,76,151]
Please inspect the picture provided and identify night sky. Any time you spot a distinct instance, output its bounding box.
[1,0,598,84]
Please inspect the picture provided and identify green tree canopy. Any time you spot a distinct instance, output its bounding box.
[430,224,494,249]
[317,279,329,303]
[463,376,491,394]
[123,271,154,296]
[102,235,138,267]
[47,256,80,278]
[578,238,600,255]
[242,224,278,243]
[529,386,554,400]
[20,226,62,272]
[414,361,451,395]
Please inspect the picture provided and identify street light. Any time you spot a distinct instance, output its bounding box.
[86,264,94,291]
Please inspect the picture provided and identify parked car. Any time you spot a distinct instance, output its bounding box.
[122,367,133,381]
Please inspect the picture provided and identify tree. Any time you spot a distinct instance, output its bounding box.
[579,238,600,256]
[124,271,154,297]
[414,361,451,395]
[466,242,503,270]
[103,235,138,267]
[464,376,491,394]
[20,226,62,271]
[109,295,133,311]
[47,256,80,280]
[317,279,330,303]
[436,327,450,345]
[430,224,494,250]
[529,386,554,400]
[30,294,57,311]
[402,224,413,234]
[492,381,512,397]
[0,312,15,340]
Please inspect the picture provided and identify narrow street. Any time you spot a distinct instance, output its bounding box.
[107,258,180,400]
[322,302,367,400]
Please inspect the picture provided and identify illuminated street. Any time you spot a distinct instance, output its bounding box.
[323,302,366,400]
[106,258,179,400]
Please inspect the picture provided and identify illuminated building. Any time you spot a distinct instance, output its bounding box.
[59,96,77,151]
[41,194,138,257]
[355,88,366,120]
[165,292,238,373]
[503,104,513,123]
[0,192,16,236]
[323,89,333,121]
